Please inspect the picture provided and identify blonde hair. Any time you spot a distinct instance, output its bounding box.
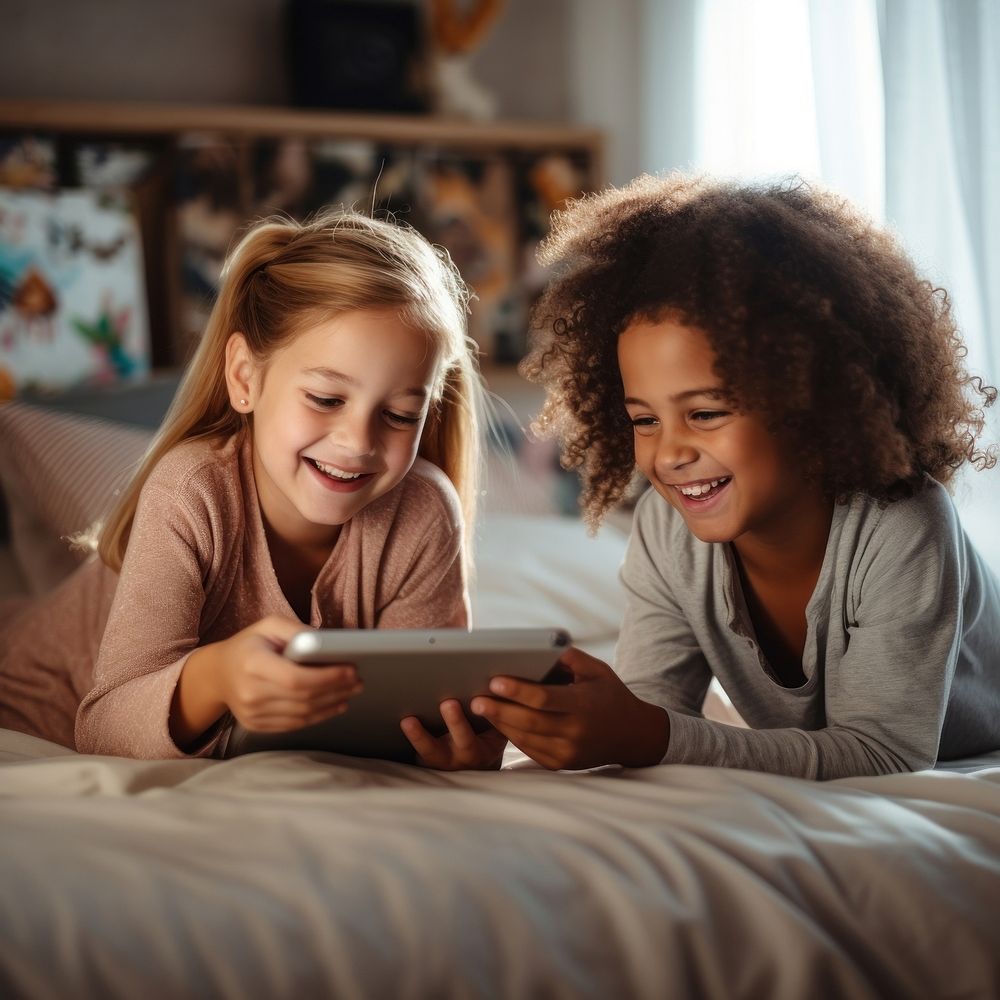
[96,209,484,572]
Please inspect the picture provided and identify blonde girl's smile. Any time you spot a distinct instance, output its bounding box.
[226,307,440,548]
[304,457,375,491]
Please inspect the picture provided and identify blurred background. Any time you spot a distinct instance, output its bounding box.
[0,0,996,530]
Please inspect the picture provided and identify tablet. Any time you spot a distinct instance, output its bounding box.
[225,627,572,762]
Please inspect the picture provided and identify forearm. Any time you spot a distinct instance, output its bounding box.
[76,653,225,759]
[170,644,229,750]
[662,711,916,779]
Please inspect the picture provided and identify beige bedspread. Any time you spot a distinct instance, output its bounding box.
[2,729,999,1000]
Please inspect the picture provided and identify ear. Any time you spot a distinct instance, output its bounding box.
[225,333,257,412]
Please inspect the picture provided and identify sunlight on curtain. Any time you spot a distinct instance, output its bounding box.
[692,0,884,218]
[808,0,885,217]
[694,0,821,177]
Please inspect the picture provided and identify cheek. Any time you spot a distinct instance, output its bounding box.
[632,433,655,471]
[387,427,422,467]
[741,435,787,484]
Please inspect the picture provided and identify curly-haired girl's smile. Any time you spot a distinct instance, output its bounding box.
[619,313,831,560]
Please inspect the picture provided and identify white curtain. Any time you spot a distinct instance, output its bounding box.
[692,0,884,218]
[880,0,999,381]
[681,0,998,385]
[876,0,1000,563]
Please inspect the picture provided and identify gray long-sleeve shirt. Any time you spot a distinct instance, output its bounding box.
[615,480,1000,779]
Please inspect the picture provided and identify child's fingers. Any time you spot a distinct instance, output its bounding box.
[246,677,362,714]
[438,699,478,753]
[558,646,613,679]
[271,660,359,692]
[487,676,578,712]
[238,701,350,733]
[488,721,573,770]
[401,708,507,770]
[253,616,314,647]
[484,713,554,747]
[477,727,510,759]
[234,684,362,729]
[305,686,365,716]
[400,716,448,766]
[470,696,568,736]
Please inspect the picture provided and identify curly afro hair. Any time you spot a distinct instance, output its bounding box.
[521,173,997,527]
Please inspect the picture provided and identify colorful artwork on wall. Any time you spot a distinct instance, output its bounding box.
[174,134,591,364]
[0,189,149,395]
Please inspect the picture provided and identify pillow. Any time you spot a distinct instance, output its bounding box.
[472,513,629,647]
[0,404,153,594]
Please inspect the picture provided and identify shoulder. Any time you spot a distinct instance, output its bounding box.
[139,433,245,532]
[374,457,463,535]
[879,478,957,530]
[146,434,241,492]
[837,480,967,610]
[847,478,960,561]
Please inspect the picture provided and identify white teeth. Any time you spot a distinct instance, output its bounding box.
[313,459,362,480]
[678,477,729,497]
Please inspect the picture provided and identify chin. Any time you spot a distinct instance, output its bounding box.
[674,508,740,545]
[295,500,358,529]
[677,519,721,541]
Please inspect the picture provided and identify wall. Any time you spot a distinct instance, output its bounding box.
[0,0,664,185]
[0,0,571,120]
[1,0,290,105]
[567,0,641,186]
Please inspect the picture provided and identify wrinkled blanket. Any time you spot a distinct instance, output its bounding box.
[2,729,999,1000]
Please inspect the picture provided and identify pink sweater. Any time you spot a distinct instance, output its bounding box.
[0,432,468,757]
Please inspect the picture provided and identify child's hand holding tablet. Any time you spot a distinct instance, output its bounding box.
[225,627,572,766]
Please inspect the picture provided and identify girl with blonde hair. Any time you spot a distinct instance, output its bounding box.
[1,209,503,769]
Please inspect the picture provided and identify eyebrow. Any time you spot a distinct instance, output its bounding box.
[623,387,728,406]
[302,366,429,400]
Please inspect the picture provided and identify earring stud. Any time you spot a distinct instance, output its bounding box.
[239,398,248,406]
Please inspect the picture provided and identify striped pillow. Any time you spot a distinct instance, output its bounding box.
[0,404,153,594]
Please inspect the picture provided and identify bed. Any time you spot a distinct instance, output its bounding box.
[1,399,999,999]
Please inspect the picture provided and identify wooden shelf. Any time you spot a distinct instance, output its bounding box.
[0,98,603,160]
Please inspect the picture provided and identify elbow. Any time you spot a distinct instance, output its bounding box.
[74,694,130,757]
[73,702,107,756]
[864,740,933,777]
[73,698,95,754]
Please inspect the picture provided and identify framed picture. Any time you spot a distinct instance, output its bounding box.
[0,187,150,395]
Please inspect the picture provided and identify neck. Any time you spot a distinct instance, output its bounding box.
[261,516,340,565]
[732,489,834,583]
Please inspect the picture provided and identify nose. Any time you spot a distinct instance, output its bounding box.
[652,421,698,475]
[331,410,376,459]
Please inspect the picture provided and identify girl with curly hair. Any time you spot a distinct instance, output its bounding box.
[469,173,1000,779]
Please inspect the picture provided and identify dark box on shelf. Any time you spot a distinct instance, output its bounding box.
[285,0,429,112]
